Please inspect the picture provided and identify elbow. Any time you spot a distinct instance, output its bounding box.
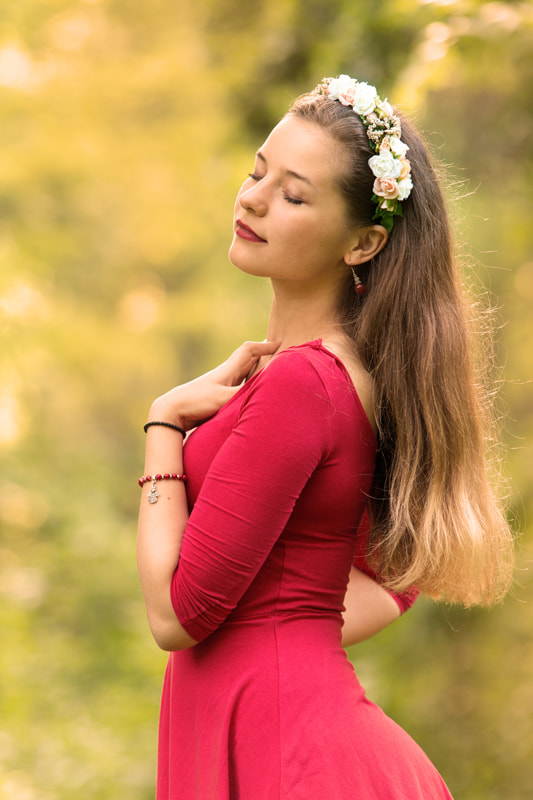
[153,631,191,652]
[148,615,198,652]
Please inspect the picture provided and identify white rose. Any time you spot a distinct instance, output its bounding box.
[327,74,354,101]
[397,175,413,200]
[352,82,378,116]
[368,151,402,180]
[389,136,409,157]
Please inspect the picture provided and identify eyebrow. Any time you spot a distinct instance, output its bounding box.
[256,151,314,188]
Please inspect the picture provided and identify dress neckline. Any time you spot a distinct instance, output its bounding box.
[243,339,377,446]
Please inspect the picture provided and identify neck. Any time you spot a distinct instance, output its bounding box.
[266,279,343,351]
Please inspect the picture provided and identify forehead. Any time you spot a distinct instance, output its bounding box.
[260,116,347,188]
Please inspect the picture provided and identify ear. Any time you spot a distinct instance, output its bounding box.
[344,225,388,267]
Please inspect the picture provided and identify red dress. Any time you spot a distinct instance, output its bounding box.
[157,341,453,799]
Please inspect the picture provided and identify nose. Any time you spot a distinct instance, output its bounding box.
[238,180,268,217]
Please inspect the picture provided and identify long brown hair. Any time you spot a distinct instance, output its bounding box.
[289,90,513,605]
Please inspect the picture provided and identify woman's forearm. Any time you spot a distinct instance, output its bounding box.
[137,420,197,651]
[137,341,280,652]
[341,566,401,647]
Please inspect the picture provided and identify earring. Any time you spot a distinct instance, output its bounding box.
[350,266,366,295]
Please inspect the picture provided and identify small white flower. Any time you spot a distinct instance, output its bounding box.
[352,82,378,116]
[389,136,409,157]
[368,151,402,180]
[397,175,413,200]
[327,74,355,101]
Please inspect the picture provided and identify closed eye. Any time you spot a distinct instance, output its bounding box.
[284,194,304,205]
[248,172,303,205]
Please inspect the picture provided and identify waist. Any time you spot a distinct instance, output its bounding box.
[191,608,345,659]
[225,606,342,627]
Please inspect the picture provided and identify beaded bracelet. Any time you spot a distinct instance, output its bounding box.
[144,421,186,438]
[138,473,188,504]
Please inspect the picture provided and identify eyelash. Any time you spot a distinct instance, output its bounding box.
[247,173,304,205]
[284,195,304,205]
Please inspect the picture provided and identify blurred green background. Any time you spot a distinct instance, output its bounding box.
[1,1,531,798]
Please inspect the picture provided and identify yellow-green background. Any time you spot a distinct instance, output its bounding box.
[1,1,531,797]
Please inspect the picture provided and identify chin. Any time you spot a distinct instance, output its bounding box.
[228,242,267,278]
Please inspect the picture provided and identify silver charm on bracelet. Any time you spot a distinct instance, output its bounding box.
[148,478,160,504]
[138,473,188,504]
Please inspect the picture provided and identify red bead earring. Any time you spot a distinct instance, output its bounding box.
[350,266,366,295]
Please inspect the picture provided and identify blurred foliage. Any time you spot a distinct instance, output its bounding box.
[0,0,532,797]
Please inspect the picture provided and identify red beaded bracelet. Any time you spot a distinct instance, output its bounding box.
[138,473,188,504]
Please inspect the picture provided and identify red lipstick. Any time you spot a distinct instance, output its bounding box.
[236,220,267,243]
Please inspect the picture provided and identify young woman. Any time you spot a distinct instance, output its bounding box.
[137,75,514,799]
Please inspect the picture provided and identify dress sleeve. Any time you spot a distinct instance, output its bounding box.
[353,508,419,613]
[170,351,333,642]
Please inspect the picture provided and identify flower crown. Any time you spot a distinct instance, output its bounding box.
[315,75,413,233]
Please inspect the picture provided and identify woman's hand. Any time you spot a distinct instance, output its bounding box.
[148,340,280,431]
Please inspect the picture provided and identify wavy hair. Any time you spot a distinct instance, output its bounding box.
[288,91,513,605]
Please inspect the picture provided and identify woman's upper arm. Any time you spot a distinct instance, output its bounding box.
[170,353,331,641]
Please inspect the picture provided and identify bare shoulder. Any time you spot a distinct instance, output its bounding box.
[322,339,376,435]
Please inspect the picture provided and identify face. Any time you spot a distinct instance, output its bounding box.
[229,116,360,290]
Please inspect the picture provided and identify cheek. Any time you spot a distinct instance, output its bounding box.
[290,224,350,267]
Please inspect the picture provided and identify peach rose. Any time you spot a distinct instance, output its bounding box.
[373,177,400,200]
[376,98,394,117]
[399,157,411,180]
[339,86,357,107]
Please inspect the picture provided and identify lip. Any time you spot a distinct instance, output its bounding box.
[235,219,267,243]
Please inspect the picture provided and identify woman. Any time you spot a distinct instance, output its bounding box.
[137,75,513,799]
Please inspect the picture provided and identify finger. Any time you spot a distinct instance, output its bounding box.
[235,340,281,368]
[240,339,280,357]
[227,340,280,383]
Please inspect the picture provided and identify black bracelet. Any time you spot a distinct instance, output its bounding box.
[144,421,186,438]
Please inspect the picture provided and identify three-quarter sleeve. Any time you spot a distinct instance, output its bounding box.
[353,509,419,613]
[171,351,333,641]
